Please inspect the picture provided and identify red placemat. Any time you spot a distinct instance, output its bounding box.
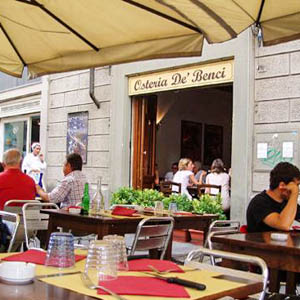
[128,259,183,272]
[2,249,86,265]
[111,206,137,216]
[97,276,190,297]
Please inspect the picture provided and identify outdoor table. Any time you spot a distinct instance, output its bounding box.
[211,231,300,294]
[42,209,217,260]
[0,251,264,300]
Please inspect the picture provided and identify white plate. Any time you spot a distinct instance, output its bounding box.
[0,277,34,285]
[270,233,288,241]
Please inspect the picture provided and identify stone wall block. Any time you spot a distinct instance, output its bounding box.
[89,151,110,168]
[291,52,300,74]
[50,93,64,108]
[78,102,110,119]
[48,107,67,123]
[254,100,289,123]
[256,75,300,100]
[256,40,300,57]
[48,122,67,137]
[84,167,109,185]
[255,54,289,79]
[89,118,110,135]
[79,72,90,89]
[47,137,66,151]
[290,98,300,121]
[88,135,110,151]
[94,85,112,101]
[64,90,78,107]
[50,75,80,93]
[47,152,66,166]
[95,67,111,86]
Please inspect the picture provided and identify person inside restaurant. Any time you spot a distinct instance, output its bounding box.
[36,153,87,208]
[172,158,201,199]
[0,149,36,209]
[247,162,300,232]
[193,160,207,183]
[164,162,178,181]
[22,142,47,187]
[205,158,230,217]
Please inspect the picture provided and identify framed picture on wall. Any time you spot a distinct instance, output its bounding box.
[66,111,88,164]
[181,120,202,162]
[204,124,223,166]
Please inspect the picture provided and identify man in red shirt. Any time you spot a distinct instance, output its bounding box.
[0,149,36,209]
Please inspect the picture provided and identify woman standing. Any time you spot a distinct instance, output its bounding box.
[22,142,47,185]
[172,158,200,200]
[206,158,230,216]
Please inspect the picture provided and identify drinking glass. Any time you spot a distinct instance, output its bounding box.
[168,202,177,215]
[85,240,118,283]
[103,235,128,271]
[154,201,164,217]
[45,232,75,268]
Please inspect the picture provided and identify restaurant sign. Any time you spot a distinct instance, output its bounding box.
[128,60,234,96]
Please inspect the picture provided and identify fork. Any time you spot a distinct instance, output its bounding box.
[80,273,129,300]
[148,265,199,274]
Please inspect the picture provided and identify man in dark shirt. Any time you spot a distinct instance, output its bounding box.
[247,162,300,232]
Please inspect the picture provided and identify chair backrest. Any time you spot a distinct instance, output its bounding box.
[22,202,59,250]
[184,247,268,300]
[197,184,221,197]
[130,217,174,259]
[160,181,181,196]
[4,199,41,214]
[0,210,20,252]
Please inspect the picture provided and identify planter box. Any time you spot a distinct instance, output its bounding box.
[188,229,204,245]
[173,229,191,243]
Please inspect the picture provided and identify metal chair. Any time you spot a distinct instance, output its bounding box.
[128,217,174,260]
[185,247,269,300]
[0,210,20,252]
[22,202,59,250]
[160,181,181,197]
[197,183,221,197]
[4,200,41,251]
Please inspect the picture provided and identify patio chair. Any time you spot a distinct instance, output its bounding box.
[22,202,59,250]
[185,247,269,300]
[0,210,20,252]
[160,181,181,197]
[128,217,174,260]
[4,200,41,251]
[197,183,221,197]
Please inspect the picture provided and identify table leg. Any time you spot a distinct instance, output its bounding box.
[286,271,297,295]
[269,269,280,293]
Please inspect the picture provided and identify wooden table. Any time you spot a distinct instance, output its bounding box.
[42,210,217,259]
[212,231,300,294]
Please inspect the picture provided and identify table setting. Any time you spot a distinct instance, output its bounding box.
[0,231,258,300]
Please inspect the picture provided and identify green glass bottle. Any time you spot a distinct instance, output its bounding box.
[82,183,90,215]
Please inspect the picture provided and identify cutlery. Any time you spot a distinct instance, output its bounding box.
[148,264,199,274]
[36,271,81,279]
[81,272,129,300]
[143,272,206,290]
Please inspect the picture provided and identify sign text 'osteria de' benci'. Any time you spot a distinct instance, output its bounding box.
[128,60,234,96]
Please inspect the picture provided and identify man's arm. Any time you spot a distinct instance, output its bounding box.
[36,185,49,202]
[264,182,299,231]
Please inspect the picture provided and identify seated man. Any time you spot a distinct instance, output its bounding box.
[36,153,87,208]
[247,162,300,232]
[164,162,178,181]
[0,148,36,209]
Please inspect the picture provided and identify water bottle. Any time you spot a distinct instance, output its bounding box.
[81,183,90,215]
[90,177,105,216]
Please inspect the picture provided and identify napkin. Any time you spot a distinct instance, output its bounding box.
[97,276,190,298]
[111,206,137,216]
[2,249,86,265]
[128,259,184,272]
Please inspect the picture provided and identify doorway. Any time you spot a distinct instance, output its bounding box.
[132,84,233,189]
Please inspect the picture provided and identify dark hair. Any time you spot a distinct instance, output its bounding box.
[270,162,300,190]
[66,153,83,171]
[0,162,4,173]
[211,158,224,174]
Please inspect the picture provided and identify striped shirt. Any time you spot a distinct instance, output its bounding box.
[48,170,87,207]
